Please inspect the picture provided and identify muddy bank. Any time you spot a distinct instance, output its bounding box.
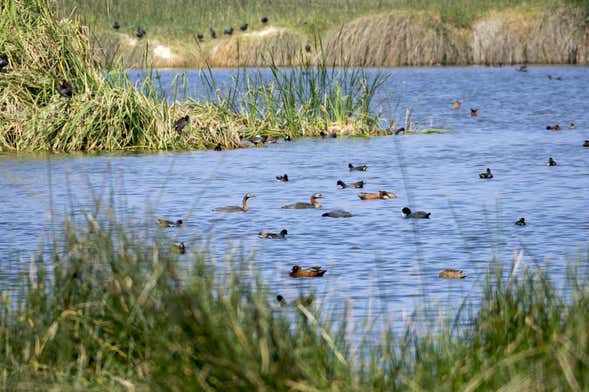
[94,7,588,68]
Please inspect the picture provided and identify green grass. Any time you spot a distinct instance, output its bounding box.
[58,0,586,39]
[1,205,588,389]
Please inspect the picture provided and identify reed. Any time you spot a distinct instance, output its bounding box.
[1,207,588,389]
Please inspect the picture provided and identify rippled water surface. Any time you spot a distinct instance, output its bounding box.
[1,67,588,327]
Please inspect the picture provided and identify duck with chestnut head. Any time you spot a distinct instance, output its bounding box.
[289,265,326,278]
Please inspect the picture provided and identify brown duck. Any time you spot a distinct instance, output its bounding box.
[289,265,327,278]
[439,269,466,279]
[358,191,397,200]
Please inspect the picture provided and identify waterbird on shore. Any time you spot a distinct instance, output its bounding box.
[281,193,323,209]
[337,180,364,189]
[240,23,248,32]
[439,269,466,279]
[358,191,397,200]
[320,130,337,138]
[289,265,326,278]
[58,79,73,98]
[348,163,367,171]
[174,115,189,132]
[568,123,576,129]
[224,27,234,35]
[479,168,493,179]
[112,21,120,30]
[196,33,204,41]
[261,16,269,24]
[452,100,461,110]
[136,28,146,38]
[158,219,183,228]
[214,192,255,212]
[0,54,8,70]
[402,207,430,219]
[209,28,217,39]
[470,108,478,117]
[546,124,561,131]
[547,157,557,166]
[171,241,186,254]
[276,174,289,182]
[258,229,288,239]
[515,217,526,226]
[214,143,223,151]
[322,210,352,218]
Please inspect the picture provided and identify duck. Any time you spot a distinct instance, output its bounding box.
[516,65,528,72]
[171,241,186,254]
[289,265,326,278]
[547,74,562,81]
[240,23,248,32]
[261,16,269,24]
[158,219,183,228]
[276,174,289,182]
[322,210,352,218]
[358,191,397,200]
[258,229,288,239]
[135,28,146,38]
[337,180,364,189]
[276,294,314,306]
[584,140,589,147]
[470,108,478,117]
[281,193,323,209]
[209,28,217,39]
[197,33,204,41]
[439,269,466,279]
[224,27,234,35]
[112,21,120,30]
[515,217,526,226]
[479,168,493,179]
[348,163,367,172]
[174,115,189,132]
[214,143,223,151]
[568,123,576,129]
[452,100,461,110]
[546,124,561,131]
[547,157,557,166]
[0,54,8,70]
[215,192,255,212]
[320,130,337,138]
[58,79,73,98]
[402,207,430,219]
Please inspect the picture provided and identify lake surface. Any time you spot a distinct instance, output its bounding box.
[1,67,588,330]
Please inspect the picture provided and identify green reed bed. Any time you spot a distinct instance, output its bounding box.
[1,210,588,390]
[0,0,387,152]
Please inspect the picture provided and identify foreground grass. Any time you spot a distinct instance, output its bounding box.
[1,211,588,390]
[0,0,386,152]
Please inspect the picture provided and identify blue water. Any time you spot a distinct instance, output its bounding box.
[1,66,588,329]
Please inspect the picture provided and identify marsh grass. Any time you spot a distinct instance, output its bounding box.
[1,205,589,389]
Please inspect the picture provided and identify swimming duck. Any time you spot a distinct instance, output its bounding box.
[517,65,528,72]
[276,174,289,182]
[261,16,269,24]
[439,269,466,279]
[568,123,576,129]
[348,163,367,172]
[584,140,589,147]
[546,124,561,131]
[515,217,526,226]
[224,27,234,35]
[547,157,557,166]
[135,28,146,38]
[276,294,314,306]
[470,108,478,117]
[171,241,186,254]
[358,191,397,200]
[322,210,352,218]
[281,193,323,209]
[240,23,248,32]
[452,100,461,110]
[215,192,255,212]
[112,21,120,30]
[0,54,8,70]
[547,74,562,81]
[337,180,364,189]
[209,28,217,39]
[258,229,288,239]
[197,33,204,41]
[479,168,493,179]
[58,79,73,98]
[158,219,183,228]
[402,207,431,219]
[174,115,189,132]
[289,265,326,278]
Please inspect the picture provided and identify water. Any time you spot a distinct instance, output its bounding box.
[1,66,588,330]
